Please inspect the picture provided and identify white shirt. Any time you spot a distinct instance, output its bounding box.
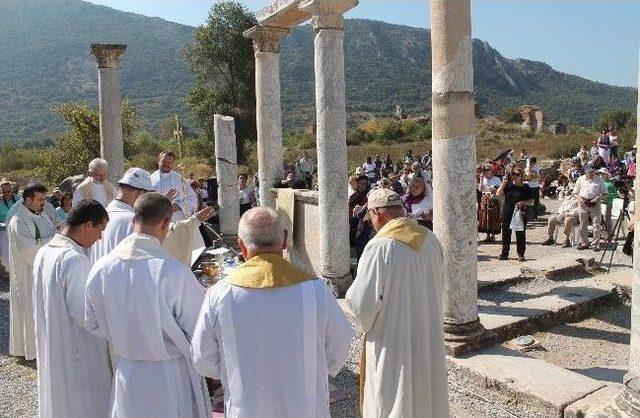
[8,203,56,360]
[151,170,198,222]
[362,162,377,179]
[479,176,501,193]
[192,279,353,418]
[85,233,211,418]
[574,175,606,201]
[90,199,135,263]
[34,235,111,418]
[346,227,449,418]
[72,180,109,207]
[525,165,541,188]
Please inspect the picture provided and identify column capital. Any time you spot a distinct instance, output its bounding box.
[243,26,289,54]
[299,0,358,31]
[90,44,127,69]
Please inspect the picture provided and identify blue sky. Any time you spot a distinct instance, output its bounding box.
[86,0,639,87]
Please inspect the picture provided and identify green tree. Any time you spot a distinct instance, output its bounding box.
[40,101,139,183]
[183,2,257,162]
[499,106,524,124]
[598,109,634,132]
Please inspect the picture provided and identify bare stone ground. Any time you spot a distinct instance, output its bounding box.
[0,198,633,417]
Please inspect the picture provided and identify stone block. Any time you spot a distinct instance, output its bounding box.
[596,270,632,295]
[477,265,525,289]
[449,346,606,417]
[478,281,615,341]
[564,385,619,418]
[520,254,592,280]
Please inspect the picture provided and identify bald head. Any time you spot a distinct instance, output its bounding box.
[238,207,286,257]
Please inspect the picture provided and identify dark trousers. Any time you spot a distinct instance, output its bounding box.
[501,220,526,257]
[530,186,540,219]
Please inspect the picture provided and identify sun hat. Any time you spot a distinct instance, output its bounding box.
[118,168,154,191]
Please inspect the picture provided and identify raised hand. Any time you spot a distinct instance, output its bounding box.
[196,205,216,222]
[165,188,178,202]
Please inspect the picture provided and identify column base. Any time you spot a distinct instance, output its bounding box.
[613,376,640,417]
[443,318,496,357]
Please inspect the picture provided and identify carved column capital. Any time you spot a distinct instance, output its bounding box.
[299,0,358,31]
[90,44,127,69]
[243,26,289,54]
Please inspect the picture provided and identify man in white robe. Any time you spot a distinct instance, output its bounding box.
[150,150,198,223]
[346,188,449,418]
[91,167,214,266]
[85,192,211,418]
[191,207,353,417]
[72,158,117,207]
[8,182,56,360]
[33,200,111,418]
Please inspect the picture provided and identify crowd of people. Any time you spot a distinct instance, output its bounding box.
[0,148,450,418]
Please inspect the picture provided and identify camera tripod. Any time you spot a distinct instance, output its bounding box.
[598,199,631,272]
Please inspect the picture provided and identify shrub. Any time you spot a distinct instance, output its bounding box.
[500,107,524,124]
[283,131,315,149]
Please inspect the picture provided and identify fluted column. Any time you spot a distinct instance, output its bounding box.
[430,0,485,341]
[244,26,289,208]
[299,0,357,295]
[90,44,126,182]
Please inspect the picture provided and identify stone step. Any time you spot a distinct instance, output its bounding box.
[478,280,616,342]
[520,254,594,280]
[448,346,607,418]
[477,265,526,289]
[595,269,632,296]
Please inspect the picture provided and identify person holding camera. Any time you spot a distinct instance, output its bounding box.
[573,166,606,250]
[497,167,535,261]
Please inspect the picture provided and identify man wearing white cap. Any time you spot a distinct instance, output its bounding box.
[72,158,117,207]
[91,167,215,266]
[346,188,448,418]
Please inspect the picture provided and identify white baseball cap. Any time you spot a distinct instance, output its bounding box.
[118,168,154,191]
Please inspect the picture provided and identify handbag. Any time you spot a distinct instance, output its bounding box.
[509,208,525,232]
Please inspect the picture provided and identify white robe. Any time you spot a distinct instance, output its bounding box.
[151,170,198,223]
[191,279,353,418]
[8,203,55,360]
[90,199,203,267]
[346,231,449,418]
[85,233,211,418]
[33,234,111,418]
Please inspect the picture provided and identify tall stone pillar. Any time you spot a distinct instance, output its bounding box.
[243,26,289,208]
[430,0,485,342]
[90,44,127,182]
[299,0,357,295]
[214,115,240,236]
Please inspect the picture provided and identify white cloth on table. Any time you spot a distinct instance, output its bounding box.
[151,170,198,223]
[346,230,449,418]
[191,279,353,418]
[33,234,111,418]
[85,233,211,418]
[8,203,56,360]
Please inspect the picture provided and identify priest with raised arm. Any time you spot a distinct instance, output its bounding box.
[33,200,111,418]
[85,192,211,418]
[8,182,56,360]
[91,167,214,266]
[191,207,354,417]
[150,151,198,223]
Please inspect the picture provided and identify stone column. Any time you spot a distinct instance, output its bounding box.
[214,115,240,236]
[430,0,485,341]
[299,0,357,295]
[243,26,289,208]
[90,44,127,182]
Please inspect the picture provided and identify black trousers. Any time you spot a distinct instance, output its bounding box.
[530,186,540,219]
[501,219,526,257]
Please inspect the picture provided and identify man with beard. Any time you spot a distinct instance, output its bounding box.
[150,150,198,222]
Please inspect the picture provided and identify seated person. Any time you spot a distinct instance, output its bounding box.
[542,188,579,247]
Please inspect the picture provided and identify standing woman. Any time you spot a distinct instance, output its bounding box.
[238,173,255,216]
[497,167,535,261]
[401,175,433,230]
[54,193,73,231]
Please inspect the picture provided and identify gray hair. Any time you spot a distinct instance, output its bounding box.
[238,207,285,254]
[88,158,108,173]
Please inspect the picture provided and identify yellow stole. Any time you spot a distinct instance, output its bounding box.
[226,253,315,289]
[359,216,428,412]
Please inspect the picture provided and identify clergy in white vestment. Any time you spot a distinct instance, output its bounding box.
[192,207,354,418]
[0,178,20,267]
[85,192,212,418]
[346,188,449,418]
[8,182,56,360]
[33,200,111,418]
[90,167,215,265]
[71,158,117,207]
[150,150,198,223]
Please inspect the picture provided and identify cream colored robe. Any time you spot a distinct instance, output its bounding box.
[346,218,449,418]
[8,203,56,360]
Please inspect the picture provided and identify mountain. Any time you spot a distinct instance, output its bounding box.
[0,0,636,143]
